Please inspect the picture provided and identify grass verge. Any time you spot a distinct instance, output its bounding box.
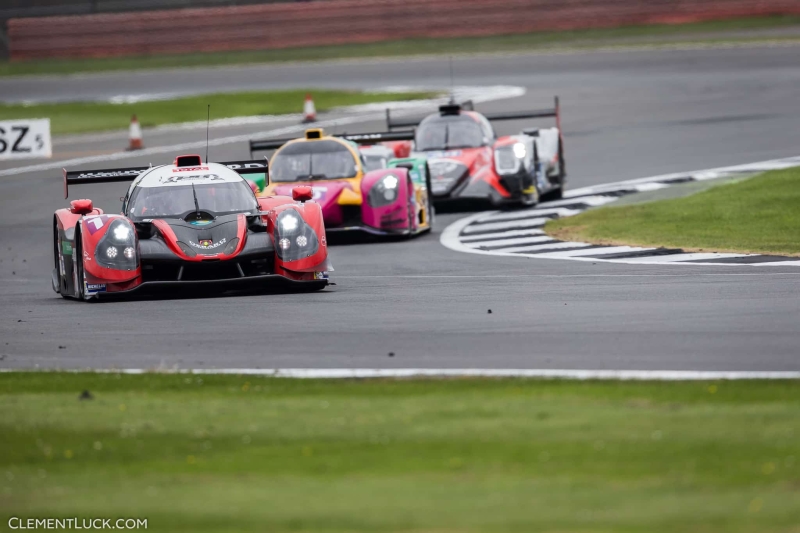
[0,89,438,136]
[1,16,800,78]
[1,373,799,532]
[546,167,800,256]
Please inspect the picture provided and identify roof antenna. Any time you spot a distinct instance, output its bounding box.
[205,104,210,163]
[448,56,455,104]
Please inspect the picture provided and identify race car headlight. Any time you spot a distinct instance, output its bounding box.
[112,224,131,243]
[495,145,524,176]
[428,160,468,195]
[274,209,319,262]
[279,213,300,232]
[368,174,401,207]
[95,219,137,270]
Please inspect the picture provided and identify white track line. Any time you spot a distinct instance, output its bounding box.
[536,195,618,208]
[2,368,798,380]
[608,252,752,263]
[0,85,525,177]
[473,207,580,222]
[466,235,554,248]
[461,217,549,234]
[460,228,546,242]
[0,114,386,177]
[534,245,657,258]
[498,241,592,253]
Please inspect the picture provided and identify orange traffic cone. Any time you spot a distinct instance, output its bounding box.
[127,115,143,150]
[302,94,316,123]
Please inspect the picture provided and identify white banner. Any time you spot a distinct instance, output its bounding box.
[0,119,52,160]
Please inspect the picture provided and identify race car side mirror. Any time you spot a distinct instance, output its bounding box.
[292,186,313,203]
[70,199,94,215]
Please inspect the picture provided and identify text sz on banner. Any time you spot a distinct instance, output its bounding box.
[0,119,52,160]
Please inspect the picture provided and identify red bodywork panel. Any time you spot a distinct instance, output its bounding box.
[258,196,329,278]
[428,144,510,199]
[79,214,141,284]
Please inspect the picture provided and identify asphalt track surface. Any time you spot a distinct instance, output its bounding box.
[1,45,800,371]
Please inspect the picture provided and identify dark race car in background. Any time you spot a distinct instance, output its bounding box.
[385,97,566,207]
[54,154,330,301]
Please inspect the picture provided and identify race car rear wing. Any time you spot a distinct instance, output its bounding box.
[249,137,299,156]
[338,131,415,145]
[250,131,415,156]
[385,109,422,130]
[63,158,268,198]
[387,96,562,132]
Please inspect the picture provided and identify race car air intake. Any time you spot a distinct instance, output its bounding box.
[95,219,138,270]
[274,209,319,262]
[428,160,468,196]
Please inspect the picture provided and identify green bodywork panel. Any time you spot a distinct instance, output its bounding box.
[388,156,428,186]
[247,173,267,193]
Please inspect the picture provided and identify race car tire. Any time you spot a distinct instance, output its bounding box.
[73,228,86,301]
[552,137,566,200]
[53,222,65,297]
[406,174,416,238]
[541,140,565,201]
[425,162,435,226]
[543,184,564,201]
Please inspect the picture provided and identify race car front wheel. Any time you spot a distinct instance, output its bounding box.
[552,137,566,200]
[425,162,435,226]
[73,229,86,301]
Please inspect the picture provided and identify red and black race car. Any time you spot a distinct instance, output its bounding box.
[384,97,566,207]
[54,154,330,300]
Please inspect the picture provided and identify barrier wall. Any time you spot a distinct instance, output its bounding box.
[8,0,800,61]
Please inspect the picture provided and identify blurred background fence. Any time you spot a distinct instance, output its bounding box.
[4,0,800,61]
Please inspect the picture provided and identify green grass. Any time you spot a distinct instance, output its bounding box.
[546,167,800,256]
[0,89,437,135]
[1,373,799,532]
[2,16,800,78]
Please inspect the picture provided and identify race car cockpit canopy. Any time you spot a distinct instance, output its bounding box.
[415,113,490,151]
[124,162,259,220]
[270,140,359,182]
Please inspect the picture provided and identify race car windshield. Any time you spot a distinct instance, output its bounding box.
[127,182,258,219]
[270,140,358,182]
[416,115,486,151]
[362,154,389,172]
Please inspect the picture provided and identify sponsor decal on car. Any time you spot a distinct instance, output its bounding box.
[61,241,73,256]
[189,237,226,250]
[84,215,111,235]
[76,169,142,179]
[85,283,107,293]
[172,167,209,172]
[161,174,224,184]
